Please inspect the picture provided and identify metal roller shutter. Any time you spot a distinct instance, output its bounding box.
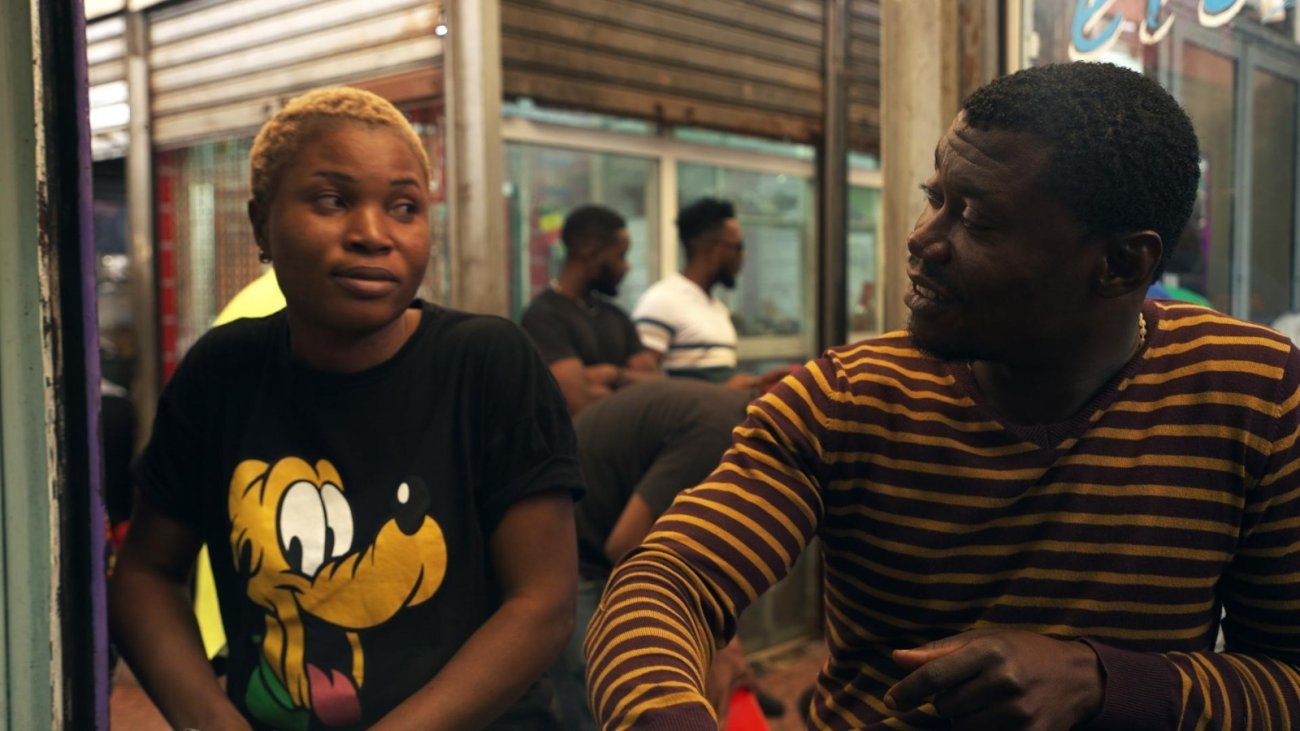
[87,15,129,160]
[501,0,879,149]
[147,0,444,147]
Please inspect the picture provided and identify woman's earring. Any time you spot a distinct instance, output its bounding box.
[258,249,271,263]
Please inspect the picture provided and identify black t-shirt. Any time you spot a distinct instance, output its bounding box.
[571,379,751,578]
[519,288,644,366]
[133,301,582,730]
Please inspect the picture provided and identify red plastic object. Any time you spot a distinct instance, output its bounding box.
[724,688,771,731]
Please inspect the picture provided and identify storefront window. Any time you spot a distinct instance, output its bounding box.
[155,138,258,375]
[1022,0,1300,322]
[505,143,660,317]
[848,185,882,339]
[677,163,814,343]
[1248,67,1298,322]
[1178,44,1236,313]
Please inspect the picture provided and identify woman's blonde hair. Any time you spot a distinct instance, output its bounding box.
[248,86,431,208]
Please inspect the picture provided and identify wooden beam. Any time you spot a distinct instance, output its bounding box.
[880,0,960,334]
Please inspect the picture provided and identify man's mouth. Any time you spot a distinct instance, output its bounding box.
[911,282,951,303]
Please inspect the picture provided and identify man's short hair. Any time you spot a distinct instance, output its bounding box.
[677,198,736,258]
[562,204,626,254]
[962,62,1201,277]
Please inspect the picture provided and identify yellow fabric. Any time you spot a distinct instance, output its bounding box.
[196,267,285,658]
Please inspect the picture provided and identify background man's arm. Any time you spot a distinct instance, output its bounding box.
[619,349,665,385]
[548,358,615,415]
[603,493,656,565]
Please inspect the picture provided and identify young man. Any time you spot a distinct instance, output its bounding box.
[633,198,790,391]
[520,204,660,414]
[586,63,1300,729]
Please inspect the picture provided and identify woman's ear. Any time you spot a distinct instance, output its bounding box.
[248,198,268,251]
[1097,230,1162,298]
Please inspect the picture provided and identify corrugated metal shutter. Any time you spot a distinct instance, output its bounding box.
[148,0,443,147]
[501,0,836,145]
[87,15,129,160]
[848,0,881,154]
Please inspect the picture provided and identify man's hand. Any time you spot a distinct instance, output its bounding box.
[723,373,760,392]
[756,365,798,391]
[884,630,1103,731]
[705,638,754,727]
[584,363,620,387]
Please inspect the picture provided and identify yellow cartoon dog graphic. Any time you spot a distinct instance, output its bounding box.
[229,456,446,729]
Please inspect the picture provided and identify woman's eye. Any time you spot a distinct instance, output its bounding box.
[391,202,420,219]
[317,194,346,210]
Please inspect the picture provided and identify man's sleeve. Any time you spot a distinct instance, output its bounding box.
[584,360,837,729]
[473,318,585,533]
[632,288,673,355]
[520,300,579,364]
[1082,349,1300,731]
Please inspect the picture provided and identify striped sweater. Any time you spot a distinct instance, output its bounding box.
[585,301,1300,729]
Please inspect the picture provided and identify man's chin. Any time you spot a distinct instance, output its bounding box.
[907,324,978,362]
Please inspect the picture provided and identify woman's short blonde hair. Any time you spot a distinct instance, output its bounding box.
[249,86,431,207]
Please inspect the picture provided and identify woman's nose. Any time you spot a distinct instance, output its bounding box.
[346,206,390,251]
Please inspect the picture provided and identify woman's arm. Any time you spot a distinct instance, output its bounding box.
[109,497,251,731]
[373,490,578,730]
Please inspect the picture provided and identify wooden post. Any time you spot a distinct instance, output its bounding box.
[445,0,508,316]
[880,0,961,334]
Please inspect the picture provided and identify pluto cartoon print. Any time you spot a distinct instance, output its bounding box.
[228,456,446,727]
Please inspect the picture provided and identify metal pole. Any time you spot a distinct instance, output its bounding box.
[818,0,850,353]
[125,8,157,439]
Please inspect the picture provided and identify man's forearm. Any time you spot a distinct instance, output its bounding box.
[373,595,573,730]
[109,566,248,730]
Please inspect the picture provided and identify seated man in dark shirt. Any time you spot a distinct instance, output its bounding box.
[520,204,661,414]
[551,379,761,730]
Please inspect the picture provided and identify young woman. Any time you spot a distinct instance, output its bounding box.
[109,87,581,730]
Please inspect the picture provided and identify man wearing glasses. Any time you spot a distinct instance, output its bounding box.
[633,197,789,392]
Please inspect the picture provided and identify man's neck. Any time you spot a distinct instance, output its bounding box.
[969,312,1145,424]
[552,270,593,303]
[681,264,715,296]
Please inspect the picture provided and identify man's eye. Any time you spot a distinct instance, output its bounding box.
[918,183,942,207]
[961,217,991,232]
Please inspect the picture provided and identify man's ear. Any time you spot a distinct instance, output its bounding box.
[1097,230,1162,298]
[248,198,268,251]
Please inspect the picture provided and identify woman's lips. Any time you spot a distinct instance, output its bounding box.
[332,267,399,298]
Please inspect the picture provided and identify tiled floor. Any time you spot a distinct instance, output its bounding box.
[109,638,830,730]
[746,639,828,731]
[109,662,169,731]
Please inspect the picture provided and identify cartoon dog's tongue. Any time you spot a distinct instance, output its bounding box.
[307,663,361,726]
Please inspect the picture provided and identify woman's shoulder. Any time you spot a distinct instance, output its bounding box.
[181,312,285,375]
[419,303,541,361]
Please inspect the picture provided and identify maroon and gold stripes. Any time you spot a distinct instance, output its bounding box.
[585,302,1300,730]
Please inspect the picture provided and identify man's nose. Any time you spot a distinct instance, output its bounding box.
[906,211,951,264]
